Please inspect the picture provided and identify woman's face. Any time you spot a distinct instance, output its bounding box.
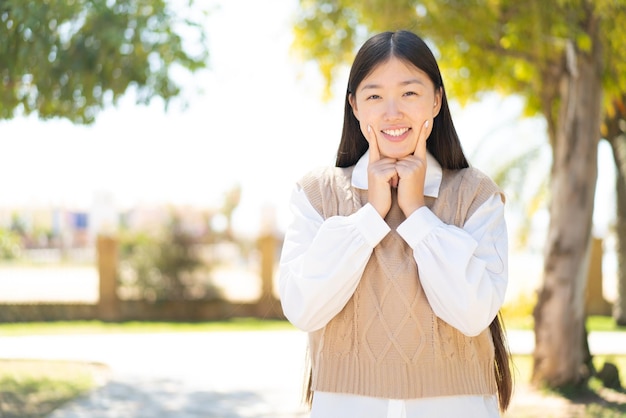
[349,57,442,159]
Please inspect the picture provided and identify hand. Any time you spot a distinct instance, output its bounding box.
[396,119,431,216]
[365,124,397,218]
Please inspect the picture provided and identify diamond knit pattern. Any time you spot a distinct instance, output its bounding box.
[360,195,425,364]
[299,165,501,399]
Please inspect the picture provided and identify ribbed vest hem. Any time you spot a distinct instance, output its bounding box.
[312,353,496,399]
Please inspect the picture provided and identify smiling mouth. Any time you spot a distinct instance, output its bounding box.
[382,127,410,137]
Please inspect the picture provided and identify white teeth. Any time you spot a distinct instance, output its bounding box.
[383,128,409,137]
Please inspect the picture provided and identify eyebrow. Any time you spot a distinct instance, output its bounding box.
[359,78,426,91]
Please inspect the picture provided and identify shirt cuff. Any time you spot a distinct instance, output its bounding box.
[352,203,390,248]
[397,206,444,248]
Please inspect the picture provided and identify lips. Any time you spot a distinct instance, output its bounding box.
[382,127,410,136]
[381,127,411,142]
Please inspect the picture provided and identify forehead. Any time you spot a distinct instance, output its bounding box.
[359,57,432,90]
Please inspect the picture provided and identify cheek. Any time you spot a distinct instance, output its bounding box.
[354,107,374,135]
[355,102,374,120]
[358,120,372,145]
[411,102,436,119]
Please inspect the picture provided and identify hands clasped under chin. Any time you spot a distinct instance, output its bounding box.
[365,120,432,218]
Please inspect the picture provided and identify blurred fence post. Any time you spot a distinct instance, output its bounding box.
[97,235,119,321]
[256,206,282,317]
[585,236,612,316]
[258,233,276,305]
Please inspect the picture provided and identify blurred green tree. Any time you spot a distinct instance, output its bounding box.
[220,184,241,241]
[0,0,208,124]
[118,211,220,301]
[291,0,626,389]
[154,213,206,300]
[0,227,21,259]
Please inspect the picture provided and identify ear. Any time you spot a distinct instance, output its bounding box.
[433,87,443,117]
[348,93,360,120]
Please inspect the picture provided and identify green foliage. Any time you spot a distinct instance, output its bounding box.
[487,141,550,249]
[597,0,626,105]
[502,289,626,331]
[291,0,626,119]
[0,0,208,123]
[501,293,536,330]
[219,184,241,241]
[0,227,22,260]
[587,316,626,332]
[508,355,626,417]
[0,318,295,336]
[118,212,219,301]
[0,359,100,418]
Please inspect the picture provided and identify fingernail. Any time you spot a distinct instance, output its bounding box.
[367,125,371,133]
[424,120,429,128]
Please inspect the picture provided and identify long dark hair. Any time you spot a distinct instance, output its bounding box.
[307,30,513,412]
[336,30,468,170]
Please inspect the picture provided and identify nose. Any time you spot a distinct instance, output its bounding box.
[384,99,402,120]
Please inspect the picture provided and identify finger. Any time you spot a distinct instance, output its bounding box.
[390,174,399,188]
[367,124,381,163]
[369,160,398,187]
[413,119,431,160]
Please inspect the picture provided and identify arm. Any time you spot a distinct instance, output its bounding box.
[278,184,389,332]
[397,193,508,336]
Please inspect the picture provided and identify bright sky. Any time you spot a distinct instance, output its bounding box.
[0,0,616,238]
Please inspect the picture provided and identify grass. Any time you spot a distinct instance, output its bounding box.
[506,355,626,417]
[0,319,295,415]
[0,359,107,418]
[500,292,626,332]
[510,354,626,386]
[499,299,626,415]
[0,318,294,415]
[0,317,296,336]
[501,314,626,332]
[587,316,626,332]
[1,314,625,416]
[0,314,622,337]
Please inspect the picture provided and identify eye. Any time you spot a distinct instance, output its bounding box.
[366,94,381,100]
[403,91,419,97]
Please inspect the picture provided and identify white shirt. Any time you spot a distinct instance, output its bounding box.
[279,151,508,418]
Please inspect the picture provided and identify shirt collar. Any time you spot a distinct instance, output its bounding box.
[352,150,443,198]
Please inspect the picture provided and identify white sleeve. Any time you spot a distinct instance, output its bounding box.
[396,193,508,336]
[278,184,390,332]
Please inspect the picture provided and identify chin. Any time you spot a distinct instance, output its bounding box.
[382,148,413,159]
[381,142,417,159]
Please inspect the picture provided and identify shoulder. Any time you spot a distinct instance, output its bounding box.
[427,166,505,226]
[445,167,504,203]
[298,166,354,195]
[439,167,505,222]
[462,167,501,193]
[297,165,357,217]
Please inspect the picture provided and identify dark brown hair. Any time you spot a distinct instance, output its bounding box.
[336,30,468,170]
[491,312,514,411]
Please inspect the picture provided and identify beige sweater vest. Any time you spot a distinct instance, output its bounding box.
[299,165,503,400]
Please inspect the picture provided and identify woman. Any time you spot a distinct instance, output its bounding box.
[279,30,512,418]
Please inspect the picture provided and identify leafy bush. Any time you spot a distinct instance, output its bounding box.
[0,228,22,260]
[118,214,221,301]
